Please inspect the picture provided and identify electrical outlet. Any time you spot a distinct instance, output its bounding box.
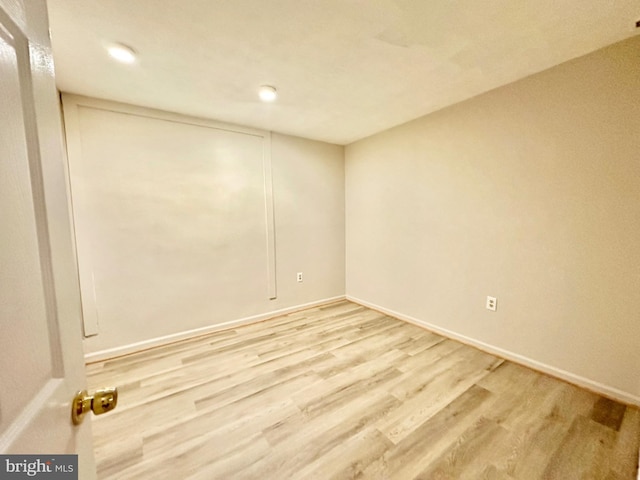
[297,272,303,282]
[486,296,497,311]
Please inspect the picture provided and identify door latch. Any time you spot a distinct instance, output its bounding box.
[71,387,118,425]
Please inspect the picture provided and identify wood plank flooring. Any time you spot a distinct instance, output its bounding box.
[86,301,640,479]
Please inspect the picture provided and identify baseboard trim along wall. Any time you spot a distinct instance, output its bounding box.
[347,295,640,408]
[84,295,346,363]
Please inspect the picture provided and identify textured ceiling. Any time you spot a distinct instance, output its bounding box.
[47,0,639,145]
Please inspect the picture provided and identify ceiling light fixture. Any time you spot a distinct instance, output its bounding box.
[107,43,137,64]
[259,85,277,102]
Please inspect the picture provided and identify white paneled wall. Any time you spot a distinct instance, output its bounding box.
[62,95,344,357]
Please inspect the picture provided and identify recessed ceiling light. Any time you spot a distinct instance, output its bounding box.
[259,85,277,102]
[107,43,137,64]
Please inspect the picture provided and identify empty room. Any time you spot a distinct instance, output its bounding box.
[1,0,639,479]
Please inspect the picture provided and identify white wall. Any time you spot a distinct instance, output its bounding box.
[62,96,344,356]
[272,133,345,305]
[345,36,640,403]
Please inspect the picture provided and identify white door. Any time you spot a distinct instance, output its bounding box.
[0,0,96,478]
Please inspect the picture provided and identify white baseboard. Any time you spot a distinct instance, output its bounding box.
[347,295,640,408]
[84,295,346,363]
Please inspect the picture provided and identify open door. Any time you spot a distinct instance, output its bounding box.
[0,0,97,478]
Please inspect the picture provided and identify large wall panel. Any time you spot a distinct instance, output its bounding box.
[63,95,344,356]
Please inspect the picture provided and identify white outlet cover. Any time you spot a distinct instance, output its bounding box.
[486,296,497,311]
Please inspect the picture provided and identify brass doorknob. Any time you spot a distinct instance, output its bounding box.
[71,387,118,425]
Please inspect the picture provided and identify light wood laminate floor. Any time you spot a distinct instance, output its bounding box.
[87,301,640,479]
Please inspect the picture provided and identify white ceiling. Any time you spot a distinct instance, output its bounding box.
[47,0,639,145]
